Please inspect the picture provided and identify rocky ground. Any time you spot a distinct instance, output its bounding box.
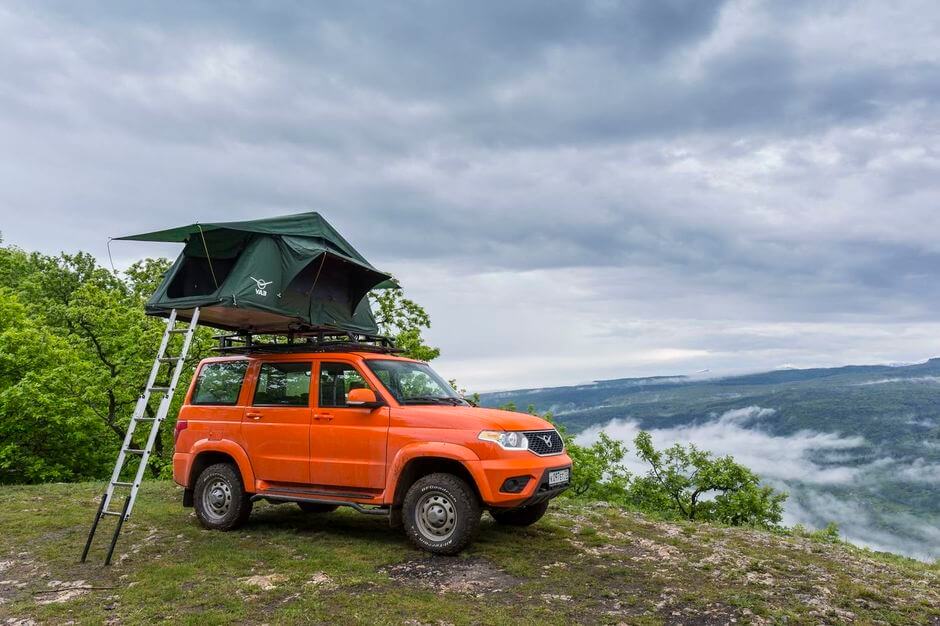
[0,482,937,624]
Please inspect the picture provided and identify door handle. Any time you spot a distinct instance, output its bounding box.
[246,412,263,420]
[313,413,333,422]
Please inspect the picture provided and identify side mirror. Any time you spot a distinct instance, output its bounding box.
[346,388,384,409]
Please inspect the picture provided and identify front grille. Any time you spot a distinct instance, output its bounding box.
[524,430,565,456]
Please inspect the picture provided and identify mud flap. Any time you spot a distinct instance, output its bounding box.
[389,506,403,528]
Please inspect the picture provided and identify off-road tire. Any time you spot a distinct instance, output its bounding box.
[490,500,549,527]
[297,502,339,514]
[403,473,480,555]
[193,463,253,531]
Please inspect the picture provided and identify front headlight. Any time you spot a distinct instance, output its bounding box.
[478,430,529,450]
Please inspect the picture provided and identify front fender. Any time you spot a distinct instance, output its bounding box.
[187,439,256,491]
[385,442,493,503]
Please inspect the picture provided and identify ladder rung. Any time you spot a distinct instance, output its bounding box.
[101,510,123,517]
[125,449,146,455]
[168,328,190,334]
[112,481,134,487]
[149,386,170,393]
[134,416,157,422]
[158,356,179,362]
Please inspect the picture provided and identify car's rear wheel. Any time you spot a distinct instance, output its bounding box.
[297,502,339,514]
[403,473,480,555]
[193,463,252,531]
[490,500,550,527]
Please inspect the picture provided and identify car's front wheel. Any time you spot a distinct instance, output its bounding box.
[402,473,480,555]
[193,463,252,531]
[490,500,549,526]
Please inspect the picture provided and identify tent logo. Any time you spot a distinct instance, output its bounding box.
[250,277,273,297]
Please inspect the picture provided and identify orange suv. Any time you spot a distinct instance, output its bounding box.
[173,351,572,554]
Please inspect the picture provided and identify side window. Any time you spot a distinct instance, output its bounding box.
[319,362,369,408]
[191,361,248,406]
[253,362,312,406]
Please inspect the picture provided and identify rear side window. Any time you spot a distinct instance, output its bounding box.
[319,362,369,408]
[191,361,248,406]
[253,362,312,406]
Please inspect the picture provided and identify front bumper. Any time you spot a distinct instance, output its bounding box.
[477,453,572,507]
[517,465,572,507]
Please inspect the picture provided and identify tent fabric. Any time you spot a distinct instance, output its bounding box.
[118,212,394,334]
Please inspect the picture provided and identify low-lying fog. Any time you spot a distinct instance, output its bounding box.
[577,406,940,561]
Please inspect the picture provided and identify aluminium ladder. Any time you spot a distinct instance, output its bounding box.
[81,308,200,565]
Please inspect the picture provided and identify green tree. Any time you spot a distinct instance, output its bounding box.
[0,246,214,480]
[0,289,112,482]
[370,288,440,361]
[565,431,632,501]
[632,431,786,528]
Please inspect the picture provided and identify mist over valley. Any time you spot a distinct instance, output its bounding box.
[480,359,940,560]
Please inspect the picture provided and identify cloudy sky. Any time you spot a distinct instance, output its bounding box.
[2,0,940,391]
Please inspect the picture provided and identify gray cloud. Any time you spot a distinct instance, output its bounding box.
[2,1,940,388]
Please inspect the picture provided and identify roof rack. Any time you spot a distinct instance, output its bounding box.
[214,329,403,355]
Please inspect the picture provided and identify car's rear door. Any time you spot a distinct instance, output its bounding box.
[182,358,250,449]
[241,359,312,485]
[309,358,389,490]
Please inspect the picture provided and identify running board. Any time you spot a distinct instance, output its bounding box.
[259,485,380,500]
[253,493,389,516]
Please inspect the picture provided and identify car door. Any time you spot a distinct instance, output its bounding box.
[310,359,389,490]
[241,360,312,485]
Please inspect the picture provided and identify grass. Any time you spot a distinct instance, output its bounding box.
[0,482,938,625]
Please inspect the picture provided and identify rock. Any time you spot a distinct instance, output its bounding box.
[239,574,287,591]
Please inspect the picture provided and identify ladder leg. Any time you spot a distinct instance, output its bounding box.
[104,497,132,566]
[80,494,107,563]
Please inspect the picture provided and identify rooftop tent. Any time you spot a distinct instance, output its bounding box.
[116,212,395,334]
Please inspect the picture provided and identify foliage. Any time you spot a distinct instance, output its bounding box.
[505,403,785,529]
[632,431,786,527]
[370,288,440,361]
[565,432,632,501]
[793,521,841,543]
[0,245,215,482]
[0,290,111,482]
[0,243,439,484]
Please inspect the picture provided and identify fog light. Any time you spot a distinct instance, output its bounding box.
[500,476,532,493]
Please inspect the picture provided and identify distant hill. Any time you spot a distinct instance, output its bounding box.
[480,359,940,561]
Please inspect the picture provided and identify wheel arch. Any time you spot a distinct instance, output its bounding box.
[387,444,489,507]
[187,440,255,493]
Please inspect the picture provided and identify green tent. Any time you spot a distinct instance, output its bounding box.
[117,212,395,334]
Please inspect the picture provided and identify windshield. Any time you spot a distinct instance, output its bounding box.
[365,359,468,406]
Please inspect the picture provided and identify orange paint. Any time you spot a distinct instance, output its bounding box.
[172,352,572,509]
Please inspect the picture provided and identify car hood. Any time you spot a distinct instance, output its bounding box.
[393,405,557,431]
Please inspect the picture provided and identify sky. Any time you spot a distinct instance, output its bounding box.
[2,1,940,391]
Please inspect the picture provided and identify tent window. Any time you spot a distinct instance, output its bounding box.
[286,254,375,311]
[167,256,238,298]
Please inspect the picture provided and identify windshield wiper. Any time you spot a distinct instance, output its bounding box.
[435,396,469,406]
[402,395,467,406]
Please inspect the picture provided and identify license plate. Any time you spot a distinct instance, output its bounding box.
[548,468,570,487]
